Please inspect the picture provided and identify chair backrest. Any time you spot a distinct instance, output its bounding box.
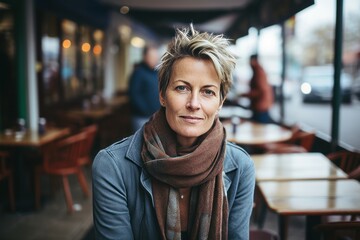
[315,221,360,240]
[265,143,307,154]
[82,124,98,154]
[288,129,316,152]
[42,132,88,172]
[327,150,360,175]
[348,166,360,181]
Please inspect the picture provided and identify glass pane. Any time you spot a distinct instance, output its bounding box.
[92,29,104,91]
[79,25,93,94]
[0,2,17,130]
[61,19,79,99]
[41,13,60,105]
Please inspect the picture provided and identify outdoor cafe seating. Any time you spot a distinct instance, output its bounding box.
[77,124,98,168]
[261,127,316,154]
[315,220,360,240]
[34,131,90,213]
[220,114,360,240]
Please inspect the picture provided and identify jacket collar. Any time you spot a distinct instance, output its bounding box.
[125,127,239,205]
[125,127,145,167]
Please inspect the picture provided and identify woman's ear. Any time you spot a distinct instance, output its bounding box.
[159,92,165,107]
[216,97,225,114]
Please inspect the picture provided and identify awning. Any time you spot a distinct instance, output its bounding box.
[99,0,314,40]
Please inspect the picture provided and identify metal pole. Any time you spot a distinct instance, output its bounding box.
[280,22,286,123]
[25,0,39,132]
[331,0,343,151]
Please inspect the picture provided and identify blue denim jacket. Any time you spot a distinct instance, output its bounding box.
[92,128,255,240]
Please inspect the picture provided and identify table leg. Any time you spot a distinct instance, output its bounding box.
[306,215,321,240]
[278,215,288,240]
[11,149,38,211]
[256,199,268,229]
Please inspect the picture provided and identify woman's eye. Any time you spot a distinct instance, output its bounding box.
[203,89,215,96]
[175,86,187,91]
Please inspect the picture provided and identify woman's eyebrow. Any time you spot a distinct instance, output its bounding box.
[173,80,219,89]
[202,84,219,89]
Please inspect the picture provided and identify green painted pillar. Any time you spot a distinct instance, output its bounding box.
[14,0,27,121]
[13,0,39,131]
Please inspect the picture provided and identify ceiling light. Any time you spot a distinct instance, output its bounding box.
[130,37,145,48]
[120,6,129,14]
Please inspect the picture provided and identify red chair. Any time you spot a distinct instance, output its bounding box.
[263,128,316,153]
[34,132,90,213]
[315,221,360,240]
[77,124,98,167]
[250,229,279,240]
[0,151,15,211]
[348,166,360,181]
[327,150,360,175]
[327,150,360,221]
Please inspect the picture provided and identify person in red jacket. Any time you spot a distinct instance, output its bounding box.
[241,54,274,123]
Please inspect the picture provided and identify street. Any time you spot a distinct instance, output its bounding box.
[271,90,360,151]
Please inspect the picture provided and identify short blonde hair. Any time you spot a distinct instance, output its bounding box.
[157,25,237,101]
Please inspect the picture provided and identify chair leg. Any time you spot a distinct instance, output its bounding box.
[49,175,58,197]
[7,171,16,212]
[77,169,90,198]
[61,175,74,214]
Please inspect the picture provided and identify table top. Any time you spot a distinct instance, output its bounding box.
[223,120,292,145]
[251,153,348,181]
[257,179,360,215]
[0,128,69,148]
[66,108,112,120]
[64,96,129,121]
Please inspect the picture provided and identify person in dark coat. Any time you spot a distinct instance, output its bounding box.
[129,45,161,132]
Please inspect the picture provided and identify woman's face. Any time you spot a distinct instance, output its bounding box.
[160,57,224,147]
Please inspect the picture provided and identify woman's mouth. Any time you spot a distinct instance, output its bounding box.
[180,115,203,124]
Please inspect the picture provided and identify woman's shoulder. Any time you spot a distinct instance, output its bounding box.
[224,141,253,171]
[92,135,136,169]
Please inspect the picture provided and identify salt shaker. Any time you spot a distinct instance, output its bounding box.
[17,118,26,132]
[38,118,47,134]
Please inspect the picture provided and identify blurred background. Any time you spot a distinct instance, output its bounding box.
[0,0,359,239]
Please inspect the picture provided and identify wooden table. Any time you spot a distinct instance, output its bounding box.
[0,128,70,148]
[257,179,360,240]
[0,127,70,210]
[252,153,348,181]
[64,95,129,124]
[223,120,292,146]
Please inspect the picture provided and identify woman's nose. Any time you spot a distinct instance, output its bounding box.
[186,93,201,110]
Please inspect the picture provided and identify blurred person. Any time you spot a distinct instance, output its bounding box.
[92,25,255,240]
[241,54,274,123]
[129,45,161,132]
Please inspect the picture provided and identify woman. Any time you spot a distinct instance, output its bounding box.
[92,26,255,240]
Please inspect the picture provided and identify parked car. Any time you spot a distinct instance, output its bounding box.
[300,65,352,103]
[353,75,360,100]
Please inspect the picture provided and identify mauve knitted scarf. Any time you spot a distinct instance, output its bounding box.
[141,109,228,240]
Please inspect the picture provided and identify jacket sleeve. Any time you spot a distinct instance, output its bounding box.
[92,149,134,240]
[228,154,256,240]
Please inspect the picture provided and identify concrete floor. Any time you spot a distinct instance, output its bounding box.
[0,168,93,240]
